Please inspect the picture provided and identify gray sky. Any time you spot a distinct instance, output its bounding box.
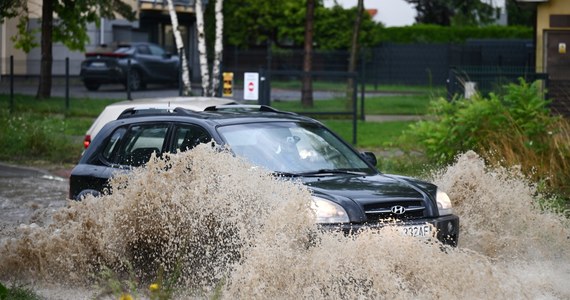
[324,0,506,27]
[323,0,416,27]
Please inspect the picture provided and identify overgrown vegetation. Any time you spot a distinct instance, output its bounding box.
[0,282,41,300]
[0,110,86,163]
[0,95,116,166]
[404,79,570,206]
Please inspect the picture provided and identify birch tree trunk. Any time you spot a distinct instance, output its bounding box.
[195,0,210,96]
[166,0,192,95]
[210,0,224,96]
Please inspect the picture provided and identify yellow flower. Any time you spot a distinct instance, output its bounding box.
[119,294,133,300]
[149,283,160,292]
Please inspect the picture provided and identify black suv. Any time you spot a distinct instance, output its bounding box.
[69,105,459,246]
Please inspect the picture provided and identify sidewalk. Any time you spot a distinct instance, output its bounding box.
[365,115,426,122]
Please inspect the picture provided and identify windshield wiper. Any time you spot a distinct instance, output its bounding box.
[298,169,368,176]
[273,169,368,178]
[272,171,303,177]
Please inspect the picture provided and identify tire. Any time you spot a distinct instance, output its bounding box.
[127,69,144,91]
[84,81,100,91]
[76,189,101,201]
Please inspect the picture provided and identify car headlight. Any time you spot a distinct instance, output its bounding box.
[310,196,349,223]
[436,189,453,216]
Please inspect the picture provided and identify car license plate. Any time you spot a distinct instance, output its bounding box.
[399,224,432,237]
[91,62,106,68]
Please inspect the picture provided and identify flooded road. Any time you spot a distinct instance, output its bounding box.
[0,163,68,229]
[0,150,569,299]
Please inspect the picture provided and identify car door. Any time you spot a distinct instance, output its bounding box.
[147,44,179,82]
[132,44,156,80]
[114,123,170,167]
[71,123,170,199]
[170,124,213,153]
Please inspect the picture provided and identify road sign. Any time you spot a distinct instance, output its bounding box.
[243,72,259,101]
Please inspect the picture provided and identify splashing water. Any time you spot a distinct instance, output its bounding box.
[0,148,568,299]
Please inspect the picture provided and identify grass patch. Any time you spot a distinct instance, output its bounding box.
[0,94,117,166]
[269,79,444,94]
[364,94,433,115]
[0,94,119,118]
[271,93,436,116]
[323,120,414,148]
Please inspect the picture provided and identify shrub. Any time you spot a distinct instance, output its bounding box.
[405,79,570,200]
[374,24,533,44]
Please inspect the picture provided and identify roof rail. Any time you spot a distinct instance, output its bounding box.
[203,104,297,115]
[117,106,199,119]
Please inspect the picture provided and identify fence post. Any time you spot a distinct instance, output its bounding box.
[360,50,365,121]
[178,51,183,96]
[266,41,272,105]
[10,55,14,114]
[352,72,358,145]
[374,48,379,90]
[127,58,132,100]
[65,57,70,110]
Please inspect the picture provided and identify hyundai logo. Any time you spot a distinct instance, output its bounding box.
[390,205,406,215]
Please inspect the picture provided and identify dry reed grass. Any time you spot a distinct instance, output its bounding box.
[482,116,570,201]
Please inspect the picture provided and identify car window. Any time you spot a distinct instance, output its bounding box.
[136,45,151,55]
[112,124,169,167]
[101,127,127,161]
[218,122,371,173]
[173,125,211,152]
[114,46,133,54]
[149,44,166,56]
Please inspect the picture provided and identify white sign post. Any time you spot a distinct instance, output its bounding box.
[243,72,259,101]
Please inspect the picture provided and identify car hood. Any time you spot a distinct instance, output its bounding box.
[303,173,432,203]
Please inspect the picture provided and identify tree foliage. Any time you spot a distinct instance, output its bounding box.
[223,0,379,50]
[6,0,135,53]
[405,0,498,26]
[506,0,535,26]
[2,0,136,99]
[0,0,22,23]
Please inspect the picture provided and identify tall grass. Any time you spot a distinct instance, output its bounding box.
[483,116,570,201]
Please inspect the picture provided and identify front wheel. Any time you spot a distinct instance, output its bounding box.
[126,69,145,91]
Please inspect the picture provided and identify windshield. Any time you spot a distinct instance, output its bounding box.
[217,122,375,175]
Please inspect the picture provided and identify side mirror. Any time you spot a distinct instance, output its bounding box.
[361,151,377,166]
[163,52,173,59]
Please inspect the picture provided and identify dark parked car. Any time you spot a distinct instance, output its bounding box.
[69,105,459,246]
[80,42,180,91]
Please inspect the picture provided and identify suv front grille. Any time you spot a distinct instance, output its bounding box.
[363,200,425,222]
